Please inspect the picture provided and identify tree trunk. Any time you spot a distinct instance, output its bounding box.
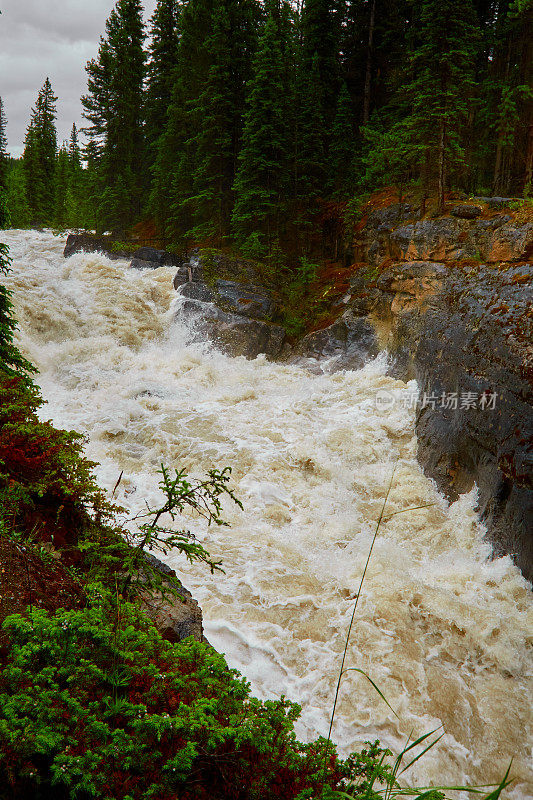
[438,119,446,213]
[524,122,533,195]
[493,133,504,195]
[363,0,376,125]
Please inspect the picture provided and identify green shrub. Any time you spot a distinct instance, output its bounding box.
[0,601,381,800]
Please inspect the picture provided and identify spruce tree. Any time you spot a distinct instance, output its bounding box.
[54,145,70,228]
[231,8,293,254]
[23,78,58,225]
[151,0,259,245]
[67,124,84,228]
[186,0,234,240]
[328,81,355,196]
[82,0,146,233]
[186,0,259,241]
[363,0,480,208]
[6,161,30,229]
[0,97,8,191]
[82,139,102,231]
[294,53,327,206]
[145,0,181,155]
[0,183,34,377]
[300,0,340,128]
[150,0,215,243]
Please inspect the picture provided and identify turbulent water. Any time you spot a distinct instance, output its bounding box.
[3,229,532,796]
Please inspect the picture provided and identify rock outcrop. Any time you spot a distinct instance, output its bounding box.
[64,233,133,260]
[344,203,533,581]
[138,554,205,644]
[355,205,533,267]
[173,251,286,360]
[292,310,379,369]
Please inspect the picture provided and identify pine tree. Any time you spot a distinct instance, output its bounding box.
[0,97,8,191]
[54,144,70,228]
[6,161,30,228]
[186,0,260,240]
[82,0,146,233]
[66,124,84,228]
[300,0,340,128]
[294,53,327,206]
[82,138,102,231]
[23,78,58,224]
[150,0,215,243]
[231,8,293,253]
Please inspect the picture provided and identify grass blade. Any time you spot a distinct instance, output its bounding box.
[340,667,400,719]
[399,733,444,775]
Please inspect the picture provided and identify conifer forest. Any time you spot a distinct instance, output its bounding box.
[1,0,532,257]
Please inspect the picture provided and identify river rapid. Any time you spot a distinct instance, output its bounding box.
[2,229,532,796]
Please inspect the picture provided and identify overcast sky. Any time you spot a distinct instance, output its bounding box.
[0,1,157,157]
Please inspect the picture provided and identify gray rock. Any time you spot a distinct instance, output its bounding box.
[132,246,167,264]
[474,196,514,209]
[179,282,216,303]
[366,203,420,231]
[175,298,286,360]
[450,204,483,219]
[293,310,379,370]
[389,218,463,262]
[138,553,204,643]
[64,232,131,260]
[173,262,204,288]
[130,258,161,270]
[412,263,533,581]
[215,280,276,320]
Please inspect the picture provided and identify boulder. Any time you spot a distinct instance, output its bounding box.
[450,204,483,219]
[292,310,379,370]
[130,258,162,270]
[173,261,204,288]
[214,280,276,320]
[130,246,186,270]
[64,232,131,260]
[138,554,204,643]
[132,246,168,264]
[179,282,215,303]
[175,298,286,360]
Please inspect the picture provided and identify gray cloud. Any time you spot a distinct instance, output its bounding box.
[0,0,157,157]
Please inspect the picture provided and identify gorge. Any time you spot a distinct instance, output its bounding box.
[2,226,532,797]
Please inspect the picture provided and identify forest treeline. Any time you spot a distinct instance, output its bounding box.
[1,0,532,260]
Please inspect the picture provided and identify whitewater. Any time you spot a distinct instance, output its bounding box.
[2,229,532,796]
